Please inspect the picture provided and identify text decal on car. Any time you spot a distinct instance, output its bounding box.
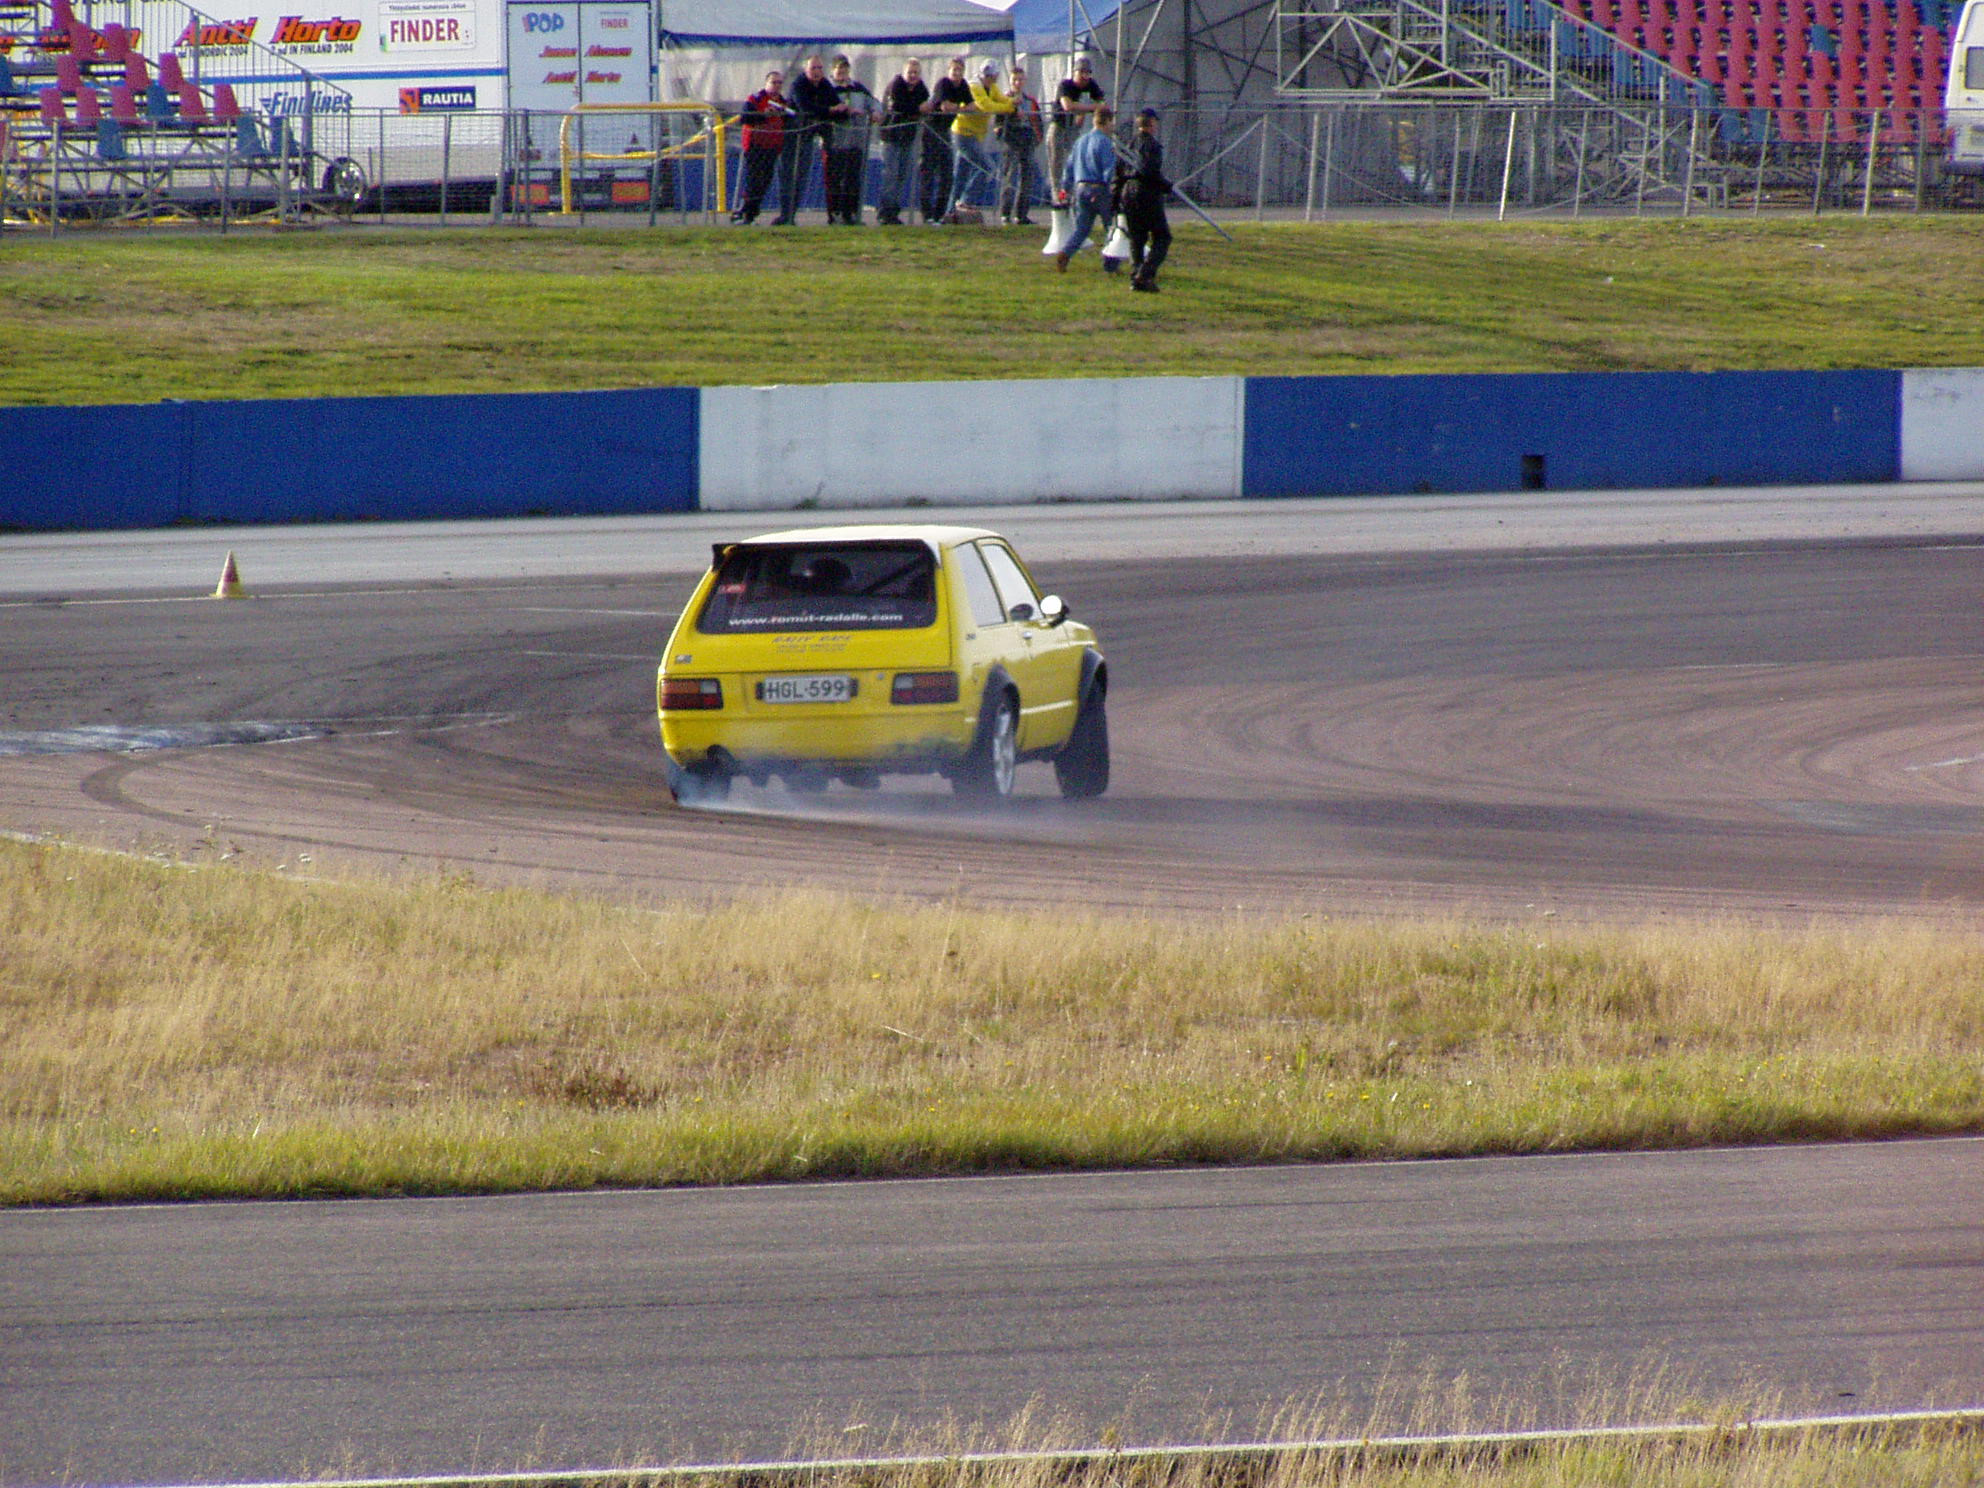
[756,674,859,704]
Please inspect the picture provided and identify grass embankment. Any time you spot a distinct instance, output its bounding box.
[3,217,1982,406]
[4,836,1980,1205]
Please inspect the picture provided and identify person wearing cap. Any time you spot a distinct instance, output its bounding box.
[997,65,1045,224]
[924,55,974,222]
[824,55,880,225]
[1116,107,1173,291]
[1053,104,1116,271]
[1050,55,1105,200]
[951,60,1010,214]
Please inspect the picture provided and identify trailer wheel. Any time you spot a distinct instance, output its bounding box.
[322,157,367,211]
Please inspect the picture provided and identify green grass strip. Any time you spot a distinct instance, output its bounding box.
[3,218,1983,407]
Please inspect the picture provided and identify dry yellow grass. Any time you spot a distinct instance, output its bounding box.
[3,837,1981,1202]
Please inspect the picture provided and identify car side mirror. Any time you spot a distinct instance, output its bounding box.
[1039,594,1069,626]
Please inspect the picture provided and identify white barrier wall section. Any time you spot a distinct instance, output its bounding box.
[699,377,1245,511]
[1900,369,1984,481]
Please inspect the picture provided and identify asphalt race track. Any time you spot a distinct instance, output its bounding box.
[5,491,1984,1485]
[5,491,1984,917]
[4,1140,1983,1485]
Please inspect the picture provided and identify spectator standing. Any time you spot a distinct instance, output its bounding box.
[734,68,795,225]
[953,61,1009,213]
[925,55,974,221]
[788,54,838,221]
[825,55,879,224]
[997,64,1044,224]
[1054,105,1116,270]
[1117,107,1173,292]
[1049,55,1105,200]
[877,57,928,225]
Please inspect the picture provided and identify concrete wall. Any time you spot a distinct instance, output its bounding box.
[1900,369,1984,481]
[698,377,1245,511]
[3,368,1977,532]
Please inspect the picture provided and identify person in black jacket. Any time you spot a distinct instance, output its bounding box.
[877,58,928,225]
[1116,107,1173,292]
[787,54,838,222]
[924,55,974,222]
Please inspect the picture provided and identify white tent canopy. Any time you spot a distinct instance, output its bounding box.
[659,0,1016,101]
[659,0,1013,44]
[658,0,1015,100]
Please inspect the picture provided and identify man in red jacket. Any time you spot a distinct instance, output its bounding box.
[734,69,796,225]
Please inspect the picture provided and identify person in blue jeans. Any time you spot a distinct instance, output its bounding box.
[1053,106,1116,269]
[877,58,927,225]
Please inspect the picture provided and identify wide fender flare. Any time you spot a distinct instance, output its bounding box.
[971,664,1018,751]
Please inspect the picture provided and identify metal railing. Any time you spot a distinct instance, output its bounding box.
[6,101,1975,230]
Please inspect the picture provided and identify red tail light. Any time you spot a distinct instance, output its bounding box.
[891,671,959,705]
[660,677,724,710]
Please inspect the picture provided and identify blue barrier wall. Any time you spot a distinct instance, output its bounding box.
[0,387,699,531]
[2,368,1939,532]
[1243,370,1902,498]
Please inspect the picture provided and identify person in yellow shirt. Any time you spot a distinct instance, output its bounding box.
[951,61,1011,213]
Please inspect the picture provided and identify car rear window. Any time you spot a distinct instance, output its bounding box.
[697,541,939,634]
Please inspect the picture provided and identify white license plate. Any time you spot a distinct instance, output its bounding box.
[757,674,858,704]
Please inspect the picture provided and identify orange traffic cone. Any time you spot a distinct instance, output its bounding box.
[211,550,247,599]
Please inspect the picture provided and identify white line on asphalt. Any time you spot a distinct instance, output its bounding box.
[149,1408,1984,1488]
[520,651,658,662]
[1907,754,1984,771]
[513,607,674,618]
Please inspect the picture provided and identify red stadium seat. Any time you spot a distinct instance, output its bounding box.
[211,80,241,119]
[72,83,98,123]
[158,51,184,91]
[108,80,138,122]
[177,79,207,121]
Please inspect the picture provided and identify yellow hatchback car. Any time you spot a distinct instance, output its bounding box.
[656,525,1107,804]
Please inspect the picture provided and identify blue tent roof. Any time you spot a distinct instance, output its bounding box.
[1009,0,1124,51]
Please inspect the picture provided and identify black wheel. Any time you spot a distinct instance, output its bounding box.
[666,758,731,806]
[952,689,1018,801]
[1054,685,1110,800]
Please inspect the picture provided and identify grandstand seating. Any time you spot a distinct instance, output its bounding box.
[1558,0,1954,140]
[1,0,336,221]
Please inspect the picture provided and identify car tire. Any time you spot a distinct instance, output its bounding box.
[666,758,732,807]
[1054,684,1109,800]
[952,689,1018,801]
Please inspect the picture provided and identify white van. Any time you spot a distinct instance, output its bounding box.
[1948,0,1984,173]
